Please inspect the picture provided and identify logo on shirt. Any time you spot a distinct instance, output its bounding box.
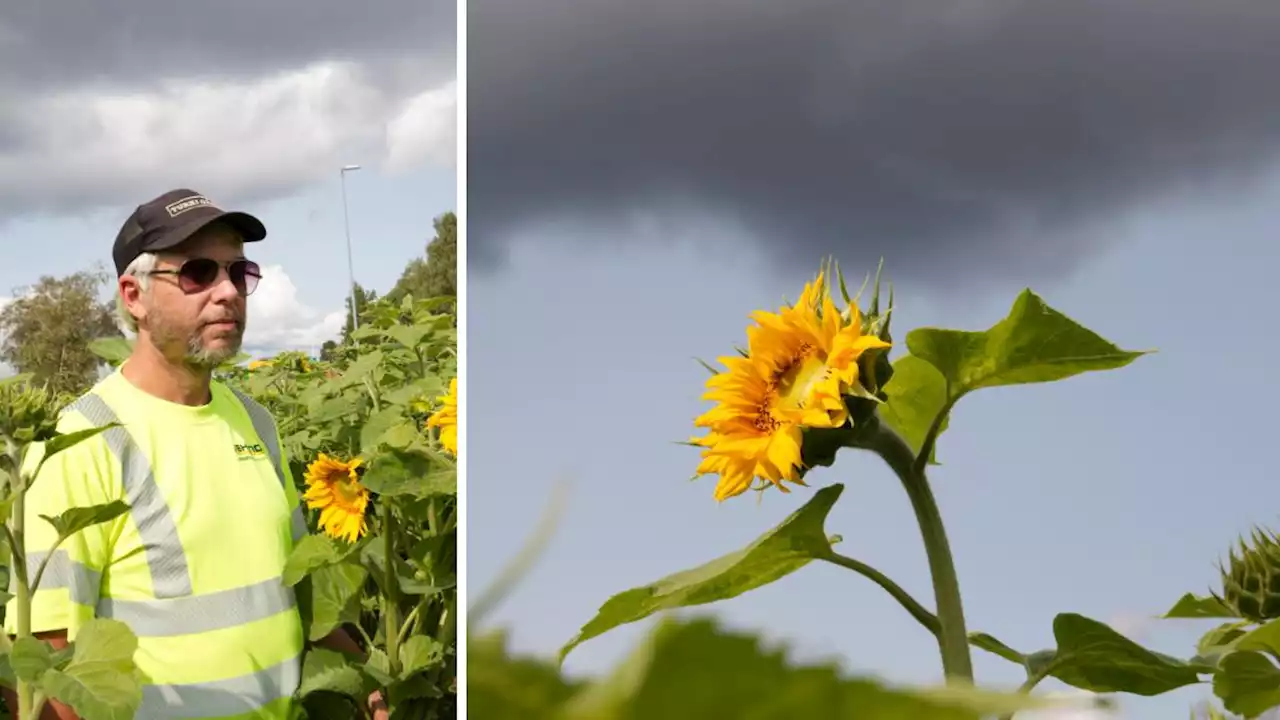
[234,443,267,461]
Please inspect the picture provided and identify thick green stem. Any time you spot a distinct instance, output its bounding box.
[853,416,974,683]
[8,438,35,719]
[435,595,456,652]
[382,503,401,678]
[397,603,423,648]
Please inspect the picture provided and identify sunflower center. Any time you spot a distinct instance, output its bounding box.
[774,343,830,412]
[752,397,781,434]
[332,474,364,508]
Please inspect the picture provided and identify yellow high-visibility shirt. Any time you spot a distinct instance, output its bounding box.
[5,368,309,720]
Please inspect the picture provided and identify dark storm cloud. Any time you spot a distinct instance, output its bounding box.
[470,0,1280,280]
[0,0,454,90]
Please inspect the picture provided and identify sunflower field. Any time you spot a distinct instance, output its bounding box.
[225,294,458,720]
[0,292,458,720]
[0,377,140,720]
[470,260,1271,719]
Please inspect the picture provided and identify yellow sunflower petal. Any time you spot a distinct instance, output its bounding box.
[426,378,459,456]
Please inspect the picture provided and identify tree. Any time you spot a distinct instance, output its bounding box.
[388,212,456,307]
[337,282,378,346]
[0,267,121,395]
[323,210,456,357]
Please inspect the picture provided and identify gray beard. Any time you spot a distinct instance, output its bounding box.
[184,331,242,370]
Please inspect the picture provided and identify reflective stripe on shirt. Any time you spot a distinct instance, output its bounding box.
[66,393,193,598]
[228,387,308,545]
[137,653,302,720]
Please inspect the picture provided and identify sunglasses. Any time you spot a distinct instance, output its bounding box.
[144,258,262,296]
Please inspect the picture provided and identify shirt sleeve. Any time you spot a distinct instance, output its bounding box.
[4,421,123,640]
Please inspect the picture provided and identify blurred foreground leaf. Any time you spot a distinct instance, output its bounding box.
[559,485,844,662]
[476,617,1063,720]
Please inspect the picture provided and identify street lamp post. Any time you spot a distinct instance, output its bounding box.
[339,164,362,332]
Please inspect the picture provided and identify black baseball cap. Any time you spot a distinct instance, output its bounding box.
[112,189,268,277]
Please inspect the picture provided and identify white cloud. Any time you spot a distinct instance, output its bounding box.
[243,264,345,356]
[0,60,456,216]
[385,80,458,173]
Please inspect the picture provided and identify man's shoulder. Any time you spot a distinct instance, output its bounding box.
[57,376,121,433]
[212,381,277,426]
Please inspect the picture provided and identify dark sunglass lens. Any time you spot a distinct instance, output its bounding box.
[230,260,262,295]
[178,258,222,292]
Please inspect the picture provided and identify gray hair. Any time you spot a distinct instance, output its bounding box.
[116,252,157,335]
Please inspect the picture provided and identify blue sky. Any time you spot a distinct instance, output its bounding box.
[466,168,1280,718]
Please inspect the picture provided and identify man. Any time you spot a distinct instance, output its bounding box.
[4,189,383,719]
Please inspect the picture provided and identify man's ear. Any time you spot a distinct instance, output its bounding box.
[119,277,147,325]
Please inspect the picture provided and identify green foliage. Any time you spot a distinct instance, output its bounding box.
[880,288,1148,465]
[1030,614,1205,696]
[1153,527,1280,718]
[0,378,64,446]
[34,620,144,720]
[1166,594,1239,620]
[1215,529,1280,624]
[283,534,354,587]
[469,631,582,719]
[0,267,121,397]
[877,355,948,462]
[298,649,371,703]
[906,289,1147,396]
[334,283,380,350]
[0,382,144,720]
[1212,651,1280,717]
[321,211,456,361]
[37,501,130,545]
[559,485,843,662]
[475,617,1068,720]
[362,449,455,499]
[227,293,458,719]
[84,338,132,368]
[388,213,457,313]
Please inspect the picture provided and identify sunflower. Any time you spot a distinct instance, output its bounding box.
[302,454,370,542]
[692,268,891,501]
[248,359,272,370]
[426,378,458,456]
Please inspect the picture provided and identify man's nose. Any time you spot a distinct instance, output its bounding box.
[208,269,245,302]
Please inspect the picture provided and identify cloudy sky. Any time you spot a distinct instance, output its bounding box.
[467,2,1280,718]
[0,1,456,356]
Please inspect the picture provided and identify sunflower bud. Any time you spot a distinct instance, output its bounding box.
[1213,528,1280,623]
[828,260,895,434]
[857,262,895,399]
[0,376,61,445]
